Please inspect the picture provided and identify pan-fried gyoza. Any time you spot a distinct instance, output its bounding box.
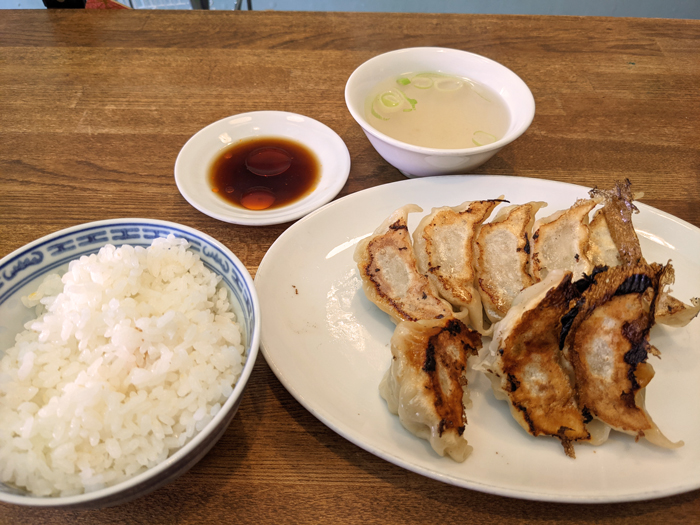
[561,263,683,450]
[530,198,598,282]
[412,199,502,334]
[354,204,454,324]
[474,202,546,323]
[380,318,482,461]
[356,180,698,460]
[475,270,590,457]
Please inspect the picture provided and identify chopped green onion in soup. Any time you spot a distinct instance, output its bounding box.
[364,71,509,149]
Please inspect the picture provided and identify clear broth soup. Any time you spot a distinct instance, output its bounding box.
[364,72,510,149]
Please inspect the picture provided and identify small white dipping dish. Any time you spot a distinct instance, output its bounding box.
[0,219,260,509]
[175,111,351,226]
[345,47,535,178]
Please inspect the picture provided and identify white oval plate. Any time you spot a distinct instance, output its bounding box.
[174,111,351,226]
[255,175,700,503]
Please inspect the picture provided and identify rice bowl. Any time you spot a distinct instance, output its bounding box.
[0,219,260,508]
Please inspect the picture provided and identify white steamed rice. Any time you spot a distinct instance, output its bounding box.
[0,235,245,497]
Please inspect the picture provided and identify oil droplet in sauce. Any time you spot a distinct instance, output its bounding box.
[245,147,293,176]
[209,137,320,211]
[240,187,276,210]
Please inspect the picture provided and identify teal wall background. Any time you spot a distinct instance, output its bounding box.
[223,0,699,18]
[2,0,698,17]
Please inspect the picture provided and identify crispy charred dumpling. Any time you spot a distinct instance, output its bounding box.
[354,205,454,323]
[412,199,501,334]
[379,318,482,461]
[563,263,683,449]
[587,210,622,268]
[476,270,591,457]
[531,199,598,282]
[474,202,546,323]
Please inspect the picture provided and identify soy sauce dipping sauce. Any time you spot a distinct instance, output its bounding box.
[209,137,320,211]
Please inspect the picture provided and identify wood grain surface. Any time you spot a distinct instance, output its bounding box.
[1,10,699,524]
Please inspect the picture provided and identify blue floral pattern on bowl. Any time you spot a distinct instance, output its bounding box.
[0,220,256,348]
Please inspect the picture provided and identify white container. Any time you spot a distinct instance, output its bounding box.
[175,111,351,226]
[345,47,535,178]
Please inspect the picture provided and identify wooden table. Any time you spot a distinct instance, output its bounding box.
[1,9,699,524]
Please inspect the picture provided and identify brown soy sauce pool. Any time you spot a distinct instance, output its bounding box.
[209,137,321,211]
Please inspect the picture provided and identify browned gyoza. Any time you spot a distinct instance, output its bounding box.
[354,204,453,323]
[530,198,598,282]
[498,273,588,455]
[479,271,589,457]
[563,263,682,448]
[412,199,502,334]
[474,201,545,323]
[380,317,482,461]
